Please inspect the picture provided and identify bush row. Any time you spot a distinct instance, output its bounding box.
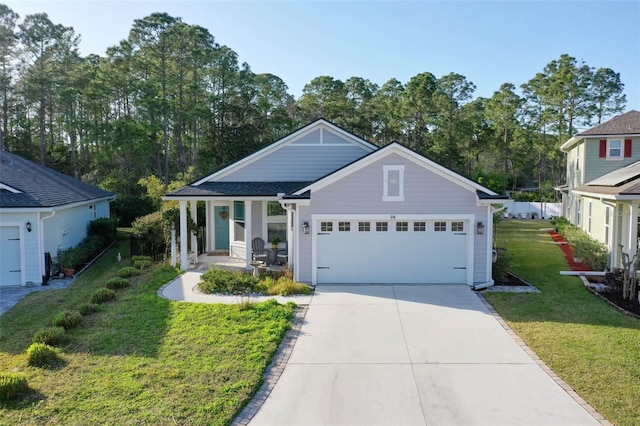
[198,268,311,296]
[552,217,609,270]
[56,218,118,272]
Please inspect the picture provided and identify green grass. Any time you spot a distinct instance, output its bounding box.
[0,239,295,425]
[485,220,640,426]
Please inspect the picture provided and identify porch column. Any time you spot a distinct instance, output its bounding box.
[190,200,198,256]
[205,201,212,252]
[179,200,188,270]
[628,204,639,254]
[244,200,253,270]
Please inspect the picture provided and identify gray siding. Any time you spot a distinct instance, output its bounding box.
[584,136,640,183]
[297,153,490,283]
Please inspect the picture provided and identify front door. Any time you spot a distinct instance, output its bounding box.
[214,206,230,250]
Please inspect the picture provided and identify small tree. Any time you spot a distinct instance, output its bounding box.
[619,245,639,301]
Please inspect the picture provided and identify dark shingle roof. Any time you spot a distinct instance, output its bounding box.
[576,110,640,136]
[0,151,114,208]
[168,181,313,197]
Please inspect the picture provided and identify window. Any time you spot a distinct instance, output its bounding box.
[587,201,592,234]
[414,221,426,232]
[358,222,370,232]
[320,221,333,232]
[434,222,446,232]
[608,139,622,158]
[383,165,405,201]
[396,221,408,231]
[605,207,610,245]
[338,221,350,231]
[376,222,388,232]
[452,222,464,232]
[267,201,286,243]
[233,201,245,242]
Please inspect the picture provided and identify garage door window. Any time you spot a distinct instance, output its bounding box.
[376,222,388,232]
[358,222,370,232]
[321,221,333,232]
[414,221,426,232]
[396,221,408,231]
[452,222,464,232]
[338,222,351,232]
[434,222,446,232]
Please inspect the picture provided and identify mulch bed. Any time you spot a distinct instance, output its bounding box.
[549,230,640,318]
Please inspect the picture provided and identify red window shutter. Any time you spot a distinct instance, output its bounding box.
[624,139,632,157]
[599,140,606,157]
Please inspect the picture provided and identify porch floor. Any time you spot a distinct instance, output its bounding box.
[194,253,287,273]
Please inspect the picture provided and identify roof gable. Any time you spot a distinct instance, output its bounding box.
[293,142,500,198]
[562,110,640,151]
[193,119,377,185]
[0,151,114,208]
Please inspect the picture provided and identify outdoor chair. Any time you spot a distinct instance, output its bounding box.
[276,242,288,265]
[251,238,268,264]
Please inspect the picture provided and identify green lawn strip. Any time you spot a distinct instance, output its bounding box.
[0,240,295,425]
[485,220,640,426]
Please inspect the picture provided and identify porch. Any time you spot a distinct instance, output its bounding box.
[188,252,289,275]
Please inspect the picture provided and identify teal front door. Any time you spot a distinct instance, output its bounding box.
[214,206,230,250]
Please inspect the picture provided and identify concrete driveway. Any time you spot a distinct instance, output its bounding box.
[247,284,604,426]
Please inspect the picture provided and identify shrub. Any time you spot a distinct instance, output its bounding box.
[26,343,60,367]
[132,211,168,259]
[198,268,259,294]
[0,373,29,402]
[51,310,83,330]
[88,217,118,241]
[32,327,65,346]
[117,266,141,278]
[133,259,152,269]
[78,303,100,316]
[105,277,130,290]
[266,277,312,296]
[131,255,152,262]
[91,288,116,304]
[553,218,609,270]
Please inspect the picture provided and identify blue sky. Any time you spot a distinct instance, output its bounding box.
[7,1,640,120]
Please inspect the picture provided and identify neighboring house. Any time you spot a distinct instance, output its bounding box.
[0,151,115,286]
[559,110,640,268]
[164,119,509,288]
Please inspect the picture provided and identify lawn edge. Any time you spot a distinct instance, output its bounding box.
[476,293,613,426]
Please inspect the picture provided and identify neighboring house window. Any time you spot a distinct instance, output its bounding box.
[587,201,592,234]
[605,207,610,245]
[396,221,408,232]
[414,221,426,232]
[358,222,370,232]
[233,201,245,242]
[600,138,632,159]
[383,165,405,201]
[576,199,582,226]
[434,222,446,232]
[321,221,333,232]
[338,221,350,232]
[376,222,388,232]
[452,222,464,232]
[267,201,286,243]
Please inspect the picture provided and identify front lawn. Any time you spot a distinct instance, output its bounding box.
[0,239,294,425]
[484,220,640,426]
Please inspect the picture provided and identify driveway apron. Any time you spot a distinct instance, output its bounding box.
[248,284,601,426]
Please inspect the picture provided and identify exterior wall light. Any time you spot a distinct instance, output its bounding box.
[476,221,485,235]
[302,221,310,234]
[26,221,32,232]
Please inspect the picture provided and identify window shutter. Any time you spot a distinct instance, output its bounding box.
[599,140,606,157]
[624,139,632,157]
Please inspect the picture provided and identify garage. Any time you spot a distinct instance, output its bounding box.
[315,217,471,284]
[0,226,22,286]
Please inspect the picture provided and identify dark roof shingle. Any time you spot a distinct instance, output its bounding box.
[0,151,114,208]
[168,181,312,197]
[577,110,640,136]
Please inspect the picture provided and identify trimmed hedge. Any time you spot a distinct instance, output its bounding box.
[26,343,60,367]
[0,373,29,402]
[552,217,609,270]
[91,288,116,304]
[32,326,65,346]
[117,267,141,278]
[105,277,130,290]
[51,310,83,330]
[198,268,259,294]
[133,259,152,269]
[78,303,100,316]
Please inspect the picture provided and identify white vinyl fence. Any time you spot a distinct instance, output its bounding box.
[504,202,562,219]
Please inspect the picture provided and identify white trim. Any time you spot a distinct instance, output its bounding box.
[294,143,498,197]
[163,195,283,202]
[192,120,377,185]
[606,138,624,160]
[0,182,21,193]
[561,134,638,152]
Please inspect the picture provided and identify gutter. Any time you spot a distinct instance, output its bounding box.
[39,210,57,284]
[472,279,494,291]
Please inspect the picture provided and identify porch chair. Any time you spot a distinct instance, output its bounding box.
[276,242,288,265]
[251,238,268,264]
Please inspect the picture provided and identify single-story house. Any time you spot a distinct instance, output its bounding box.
[164,119,509,288]
[0,150,115,286]
[559,110,640,267]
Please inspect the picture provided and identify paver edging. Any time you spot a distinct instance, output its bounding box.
[476,292,613,426]
[232,304,308,425]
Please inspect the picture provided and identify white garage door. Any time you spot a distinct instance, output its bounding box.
[316,219,469,284]
[0,226,22,286]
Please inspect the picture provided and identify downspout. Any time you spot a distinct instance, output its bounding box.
[472,203,510,291]
[39,210,56,284]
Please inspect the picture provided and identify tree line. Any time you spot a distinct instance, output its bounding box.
[0,6,627,203]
